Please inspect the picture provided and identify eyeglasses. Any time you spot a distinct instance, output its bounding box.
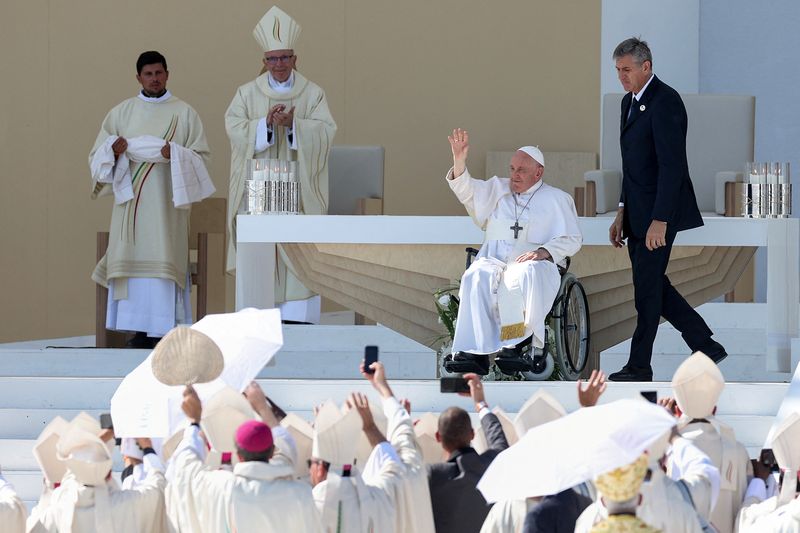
[265,55,295,65]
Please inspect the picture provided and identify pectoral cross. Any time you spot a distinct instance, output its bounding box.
[510,221,523,239]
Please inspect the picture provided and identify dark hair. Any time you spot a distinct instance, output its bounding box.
[612,37,653,67]
[438,407,473,450]
[236,445,273,463]
[136,51,168,74]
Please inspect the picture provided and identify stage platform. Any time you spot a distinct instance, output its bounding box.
[1,302,796,509]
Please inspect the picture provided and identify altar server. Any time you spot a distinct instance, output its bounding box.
[668,351,751,533]
[0,466,25,533]
[225,5,336,323]
[90,51,211,347]
[443,129,582,374]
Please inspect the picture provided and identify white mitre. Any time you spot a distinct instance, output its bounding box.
[672,351,725,420]
[517,146,545,167]
[312,400,360,472]
[771,412,800,504]
[253,6,302,52]
[280,413,314,478]
[345,399,388,468]
[414,412,444,464]
[33,416,70,486]
[473,406,518,453]
[56,425,113,486]
[513,389,566,437]
[201,386,257,457]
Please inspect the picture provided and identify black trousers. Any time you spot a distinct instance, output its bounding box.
[627,230,714,369]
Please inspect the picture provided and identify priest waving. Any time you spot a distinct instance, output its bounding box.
[443,129,582,375]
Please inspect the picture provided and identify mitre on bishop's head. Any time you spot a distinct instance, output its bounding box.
[671,351,725,420]
[253,6,302,52]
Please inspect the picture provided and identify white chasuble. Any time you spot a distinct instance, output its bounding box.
[89,94,210,335]
[225,71,336,304]
[738,496,800,532]
[0,475,25,533]
[447,168,582,354]
[480,498,536,533]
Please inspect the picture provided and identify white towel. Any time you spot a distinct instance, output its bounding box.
[90,136,134,205]
[168,142,215,208]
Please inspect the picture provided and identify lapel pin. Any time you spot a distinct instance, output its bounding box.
[639,104,646,112]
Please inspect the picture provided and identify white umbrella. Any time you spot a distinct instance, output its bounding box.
[110,308,283,438]
[477,398,676,503]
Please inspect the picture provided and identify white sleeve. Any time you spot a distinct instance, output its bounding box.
[669,437,721,513]
[361,442,401,484]
[255,118,275,153]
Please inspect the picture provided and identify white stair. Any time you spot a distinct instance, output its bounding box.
[600,303,795,382]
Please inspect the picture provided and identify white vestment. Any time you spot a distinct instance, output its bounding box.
[575,467,704,533]
[480,498,536,533]
[0,475,26,533]
[738,490,800,532]
[225,70,336,306]
[90,91,210,336]
[26,454,167,533]
[165,425,321,533]
[312,442,402,533]
[381,396,436,533]
[447,168,582,353]
[669,420,751,533]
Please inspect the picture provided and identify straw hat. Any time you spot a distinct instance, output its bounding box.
[594,453,649,502]
[151,327,224,386]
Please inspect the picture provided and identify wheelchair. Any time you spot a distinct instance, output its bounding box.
[443,247,590,381]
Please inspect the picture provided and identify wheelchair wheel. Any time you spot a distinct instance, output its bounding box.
[553,273,590,381]
[520,352,554,381]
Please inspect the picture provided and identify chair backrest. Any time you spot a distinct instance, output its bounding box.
[328,145,385,215]
[600,92,755,212]
[485,151,597,196]
[189,198,226,249]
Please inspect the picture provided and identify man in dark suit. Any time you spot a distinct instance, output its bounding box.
[522,488,593,533]
[428,373,510,533]
[608,37,727,382]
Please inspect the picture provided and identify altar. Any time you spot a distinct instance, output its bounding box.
[236,215,799,373]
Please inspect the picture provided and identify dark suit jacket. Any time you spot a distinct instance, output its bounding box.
[619,75,703,239]
[522,488,593,533]
[427,412,510,533]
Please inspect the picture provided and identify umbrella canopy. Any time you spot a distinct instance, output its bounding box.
[477,398,676,503]
[110,308,283,438]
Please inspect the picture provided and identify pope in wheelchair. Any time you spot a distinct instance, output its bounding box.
[443,129,583,376]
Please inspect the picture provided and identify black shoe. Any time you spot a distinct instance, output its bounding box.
[608,365,653,382]
[698,340,728,365]
[494,346,530,373]
[443,352,491,375]
[126,332,155,349]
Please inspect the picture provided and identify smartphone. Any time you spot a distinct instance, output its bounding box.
[264,394,287,421]
[364,346,379,374]
[440,376,471,394]
[100,413,114,430]
[760,448,780,472]
[640,391,658,404]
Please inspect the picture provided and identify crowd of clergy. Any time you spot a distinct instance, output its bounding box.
[0,345,798,533]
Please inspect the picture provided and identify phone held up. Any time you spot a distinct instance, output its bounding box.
[640,390,658,404]
[440,376,471,394]
[364,346,379,374]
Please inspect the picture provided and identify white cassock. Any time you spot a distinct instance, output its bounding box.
[381,396,436,533]
[446,168,582,354]
[26,454,167,533]
[738,479,800,533]
[669,420,751,533]
[165,424,322,532]
[480,498,536,533]
[0,474,26,533]
[312,442,403,533]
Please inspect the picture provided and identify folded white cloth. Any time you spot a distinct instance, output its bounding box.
[169,142,215,208]
[90,136,134,205]
[90,135,213,207]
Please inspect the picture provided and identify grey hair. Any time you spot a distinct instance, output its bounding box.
[612,37,653,67]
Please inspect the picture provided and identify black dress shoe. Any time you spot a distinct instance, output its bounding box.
[126,332,154,349]
[698,340,728,365]
[494,346,529,373]
[443,352,491,375]
[608,365,653,382]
